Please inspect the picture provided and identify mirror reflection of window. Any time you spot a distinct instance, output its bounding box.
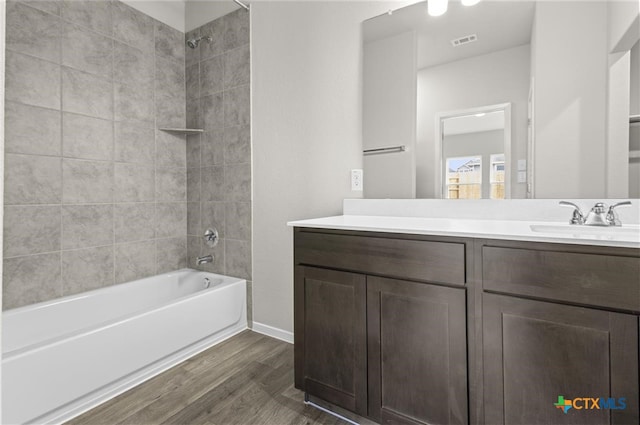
[490,154,505,199]
[445,156,482,199]
[441,109,507,199]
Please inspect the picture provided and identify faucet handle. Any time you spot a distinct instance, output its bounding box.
[559,201,584,225]
[204,228,219,248]
[609,201,632,209]
[606,201,632,226]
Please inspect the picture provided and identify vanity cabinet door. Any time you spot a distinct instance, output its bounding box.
[483,293,639,425]
[294,266,367,415]
[367,276,468,425]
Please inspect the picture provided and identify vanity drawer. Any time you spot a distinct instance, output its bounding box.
[295,230,466,285]
[482,245,640,312]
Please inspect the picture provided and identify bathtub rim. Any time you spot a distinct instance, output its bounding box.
[3,268,246,358]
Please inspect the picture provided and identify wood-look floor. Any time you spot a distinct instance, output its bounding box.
[67,330,345,425]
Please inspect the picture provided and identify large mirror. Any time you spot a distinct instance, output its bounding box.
[362,0,640,199]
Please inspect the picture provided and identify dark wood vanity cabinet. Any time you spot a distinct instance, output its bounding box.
[294,266,367,415]
[367,276,468,425]
[294,228,471,424]
[293,228,640,425]
[482,293,638,425]
[480,241,640,425]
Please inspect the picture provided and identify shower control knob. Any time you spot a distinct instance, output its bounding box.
[204,228,219,248]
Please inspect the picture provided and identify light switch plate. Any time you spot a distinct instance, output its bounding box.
[351,169,363,191]
[518,159,527,171]
[518,171,527,183]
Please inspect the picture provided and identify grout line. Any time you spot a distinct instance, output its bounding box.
[5,152,153,164]
[4,237,166,261]
[13,0,117,42]
[6,201,161,208]
[7,48,179,103]
[111,24,117,289]
[222,81,227,276]
[153,19,159,275]
[180,25,190,267]
[5,99,62,114]
[9,1,186,67]
[193,49,202,270]
[59,10,64,299]
[193,81,250,100]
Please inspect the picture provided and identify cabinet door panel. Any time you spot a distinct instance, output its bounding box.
[368,276,468,425]
[483,293,639,425]
[294,266,367,415]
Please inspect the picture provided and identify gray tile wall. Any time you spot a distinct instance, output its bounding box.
[3,0,188,309]
[184,9,252,323]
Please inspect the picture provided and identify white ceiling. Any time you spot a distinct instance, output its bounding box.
[185,0,242,32]
[123,0,187,32]
[123,0,244,33]
[364,0,535,70]
[443,110,505,135]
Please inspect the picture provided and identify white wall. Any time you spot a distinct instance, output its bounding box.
[416,44,530,198]
[606,0,640,197]
[251,1,413,335]
[532,0,608,198]
[363,31,416,198]
[631,130,640,197]
[443,130,504,159]
[630,41,640,116]
[608,0,640,53]
[607,0,640,198]
[607,51,631,197]
[630,42,640,198]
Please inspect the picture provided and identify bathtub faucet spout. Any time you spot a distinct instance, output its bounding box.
[196,255,214,265]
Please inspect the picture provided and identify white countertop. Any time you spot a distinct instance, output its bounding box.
[287,215,640,249]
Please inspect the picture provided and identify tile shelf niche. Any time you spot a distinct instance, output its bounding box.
[159,128,204,135]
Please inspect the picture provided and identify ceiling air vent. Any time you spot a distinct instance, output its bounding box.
[451,34,478,47]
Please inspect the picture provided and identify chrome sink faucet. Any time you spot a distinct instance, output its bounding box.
[560,201,631,226]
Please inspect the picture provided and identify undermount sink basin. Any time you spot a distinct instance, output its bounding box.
[530,224,640,238]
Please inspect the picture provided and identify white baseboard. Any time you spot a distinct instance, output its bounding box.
[251,321,294,344]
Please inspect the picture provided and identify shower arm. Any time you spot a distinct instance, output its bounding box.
[233,0,249,10]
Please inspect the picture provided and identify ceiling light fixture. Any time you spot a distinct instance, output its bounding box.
[428,0,449,17]
[461,0,482,6]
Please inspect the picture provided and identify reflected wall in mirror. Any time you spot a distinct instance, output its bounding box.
[362,0,640,199]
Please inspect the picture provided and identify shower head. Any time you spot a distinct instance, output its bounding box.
[186,35,212,49]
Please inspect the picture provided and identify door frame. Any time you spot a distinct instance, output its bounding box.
[434,102,512,199]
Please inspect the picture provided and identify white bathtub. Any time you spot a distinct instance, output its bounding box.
[2,268,247,424]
